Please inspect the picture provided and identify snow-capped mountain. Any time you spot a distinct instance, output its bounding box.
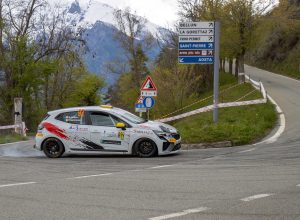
[53,0,165,85]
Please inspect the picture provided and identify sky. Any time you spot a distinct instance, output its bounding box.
[55,0,180,27]
[97,0,179,27]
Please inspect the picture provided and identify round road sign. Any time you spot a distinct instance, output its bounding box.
[143,97,155,109]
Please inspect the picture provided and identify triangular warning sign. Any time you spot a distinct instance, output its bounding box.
[135,96,144,104]
[140,76,157,91]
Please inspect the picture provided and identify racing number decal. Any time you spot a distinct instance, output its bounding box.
[118,131,125,140]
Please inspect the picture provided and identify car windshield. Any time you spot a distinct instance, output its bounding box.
[118,111,147,124]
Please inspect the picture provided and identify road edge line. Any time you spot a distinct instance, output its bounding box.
[253,94,285,146]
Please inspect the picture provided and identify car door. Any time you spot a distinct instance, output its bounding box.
[87,111,130,152]
[55,110,90,151]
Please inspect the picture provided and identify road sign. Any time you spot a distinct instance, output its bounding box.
[179,29,214,36]
[140,76,157,97]
[179,50,214,56]
[179,57,214,64]
[179,36,214,42]
[178,21,216,65]
[135,96,146,112]
[143,97,155,109]
[179,21,214,29]
[179,42,214,50]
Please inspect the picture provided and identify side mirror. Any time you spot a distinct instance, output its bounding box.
[116,122,126,130]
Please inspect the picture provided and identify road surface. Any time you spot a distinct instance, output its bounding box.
[0,65,299,220]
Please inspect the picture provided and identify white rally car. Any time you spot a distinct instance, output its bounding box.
[34,105,181,158]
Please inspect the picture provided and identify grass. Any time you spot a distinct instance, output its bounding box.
[171,102,277,145]
[162,72,262,118]
[0,134,28,144]
[165,72,277,145]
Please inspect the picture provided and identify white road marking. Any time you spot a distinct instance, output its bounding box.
[70,173,113,179]
[254,94,285,145]
[0,182,36,188]
[238,148,256,153]
[297,184,300,187]
[148,165,174,169]
[241,194,273,202]
[149,207,209,220]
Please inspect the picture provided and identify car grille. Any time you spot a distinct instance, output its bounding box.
[172,143,181,151]
[171,133,180,140]
[163,142,171,151]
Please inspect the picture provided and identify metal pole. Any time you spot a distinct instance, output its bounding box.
[147,109,150,120]
[213,21,220,123]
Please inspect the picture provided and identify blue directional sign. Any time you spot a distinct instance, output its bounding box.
[179,42,214,50]
[178,22,215,64]
[135,103,145,108]
[143,97,155,109]
[178,57,214,64]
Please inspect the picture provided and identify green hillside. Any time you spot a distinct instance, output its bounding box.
[247,1,300,79]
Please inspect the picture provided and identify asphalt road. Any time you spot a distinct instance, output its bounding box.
[0,65,300,220]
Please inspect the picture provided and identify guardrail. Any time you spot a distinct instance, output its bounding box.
[0,122,27,137]
[156,75,267,123]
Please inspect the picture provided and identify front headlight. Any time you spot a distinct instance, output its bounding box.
[153,130,176,143]
[153,130,169,138]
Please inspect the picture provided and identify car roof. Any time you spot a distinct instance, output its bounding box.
[48,106,122,116]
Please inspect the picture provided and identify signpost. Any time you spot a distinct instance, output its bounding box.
[135,76,157,119]
[178,21,220,123]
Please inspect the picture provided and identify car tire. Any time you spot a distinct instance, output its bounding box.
[134,138,157,158]
[42,138,65,158]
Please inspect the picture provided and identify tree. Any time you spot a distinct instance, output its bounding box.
[0,0,104,128]
[113,8,152,87]
[224,0,274,82]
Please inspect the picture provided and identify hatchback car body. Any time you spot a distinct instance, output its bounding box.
[34,105,181,158]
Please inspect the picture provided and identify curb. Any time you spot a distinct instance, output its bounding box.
[253,94,285,145]
[182,141,232,150]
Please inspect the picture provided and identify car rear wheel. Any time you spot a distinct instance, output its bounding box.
[135,139,157,158]
[43,138,64,158]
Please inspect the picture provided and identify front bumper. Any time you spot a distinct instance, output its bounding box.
[162,141,181,152]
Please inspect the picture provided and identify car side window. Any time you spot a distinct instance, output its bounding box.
[89,112,115,127]
[56,111,86,125]
[110,115,130,128]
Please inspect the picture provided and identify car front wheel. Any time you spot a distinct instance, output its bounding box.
[42,138,65,158]
[135,139,157,158]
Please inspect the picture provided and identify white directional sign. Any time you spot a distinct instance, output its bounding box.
[179,36,214,42]
[179,21,214,29]
[178,21,215,64]
[179,29,214,36]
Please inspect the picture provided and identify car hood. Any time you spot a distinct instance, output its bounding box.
[135,120,178,133]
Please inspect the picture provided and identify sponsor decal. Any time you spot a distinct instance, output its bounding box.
[68,125,88,132]
[79,138,104,150]
[42,122,69,140]
[118,131,125,140]
[101,140,122,145]
[132,130,153,134]
[65,115,81,123]
[138,125,150,129]
[105,132,117,138]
